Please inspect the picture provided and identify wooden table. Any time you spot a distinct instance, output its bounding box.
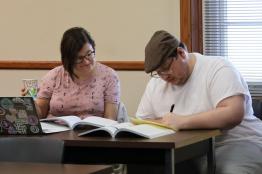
[44,129,221,174]
[0,162,112,174]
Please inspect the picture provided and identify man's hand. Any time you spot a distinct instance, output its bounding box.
[160,113,187,130]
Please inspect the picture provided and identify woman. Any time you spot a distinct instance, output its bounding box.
[25,27,120,120]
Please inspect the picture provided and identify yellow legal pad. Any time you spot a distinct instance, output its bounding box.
[130,117,178,131]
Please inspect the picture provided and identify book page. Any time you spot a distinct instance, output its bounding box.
[78,126,118,137]
[78,116,118,127]
[41,116,81,129]
[40,122,70,133]
[114,122,134,129]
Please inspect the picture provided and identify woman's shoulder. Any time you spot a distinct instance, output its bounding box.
[42,65,65,80]
[95,62,118,76]
[50,65,64,72]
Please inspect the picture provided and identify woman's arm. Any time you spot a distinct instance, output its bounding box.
[104,102,118,120]
[35,98,50,119]
[21,87,50,119]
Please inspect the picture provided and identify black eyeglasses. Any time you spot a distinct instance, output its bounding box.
[150,57,174,78]
[150,48,178,78]
[75,51,95,64]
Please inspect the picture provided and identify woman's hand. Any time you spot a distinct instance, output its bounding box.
[21,87,28,96]
[79,115,88,120]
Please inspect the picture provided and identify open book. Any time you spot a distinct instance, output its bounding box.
[40,122,71,133]
[78,122,175,139]
[40,116,118,132]
[40,116,175,138]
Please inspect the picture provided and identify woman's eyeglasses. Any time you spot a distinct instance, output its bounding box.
[75,51,95,64]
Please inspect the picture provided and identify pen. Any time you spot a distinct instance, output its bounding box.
[170,104,175,113]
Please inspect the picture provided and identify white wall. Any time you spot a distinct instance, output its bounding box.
[0,0,180,116]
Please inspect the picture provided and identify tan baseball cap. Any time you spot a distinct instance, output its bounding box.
[144,30,180,73]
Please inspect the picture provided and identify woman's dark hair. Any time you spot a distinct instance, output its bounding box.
[60,27,95,79]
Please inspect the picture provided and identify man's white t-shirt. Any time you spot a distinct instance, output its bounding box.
[136,53,262,145]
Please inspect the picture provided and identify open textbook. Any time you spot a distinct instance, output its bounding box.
[40,115,175,138]
[40,116,118,130]
[40,122,71,133]
[78,122,175,139]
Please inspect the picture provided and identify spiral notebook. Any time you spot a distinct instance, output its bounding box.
[0,97,43,135]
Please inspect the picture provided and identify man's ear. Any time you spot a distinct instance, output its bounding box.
[177,47,186,58]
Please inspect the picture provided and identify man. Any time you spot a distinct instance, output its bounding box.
[136,30,262,174]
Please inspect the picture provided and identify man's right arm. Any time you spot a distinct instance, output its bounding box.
[160,94,245,130]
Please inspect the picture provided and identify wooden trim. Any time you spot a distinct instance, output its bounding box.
[0,2,203,70]
[180,0,203,53]
[0,60,144,70]
[180,0,192,51]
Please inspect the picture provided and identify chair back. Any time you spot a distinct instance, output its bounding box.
[252,98,262,120]
[0,137,64,163]
[117,102,129,123]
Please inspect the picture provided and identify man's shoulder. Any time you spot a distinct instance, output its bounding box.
[199,54,229,64]
[196,54,232,70]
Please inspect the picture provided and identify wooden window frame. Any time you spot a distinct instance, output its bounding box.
[180,0,203,53]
